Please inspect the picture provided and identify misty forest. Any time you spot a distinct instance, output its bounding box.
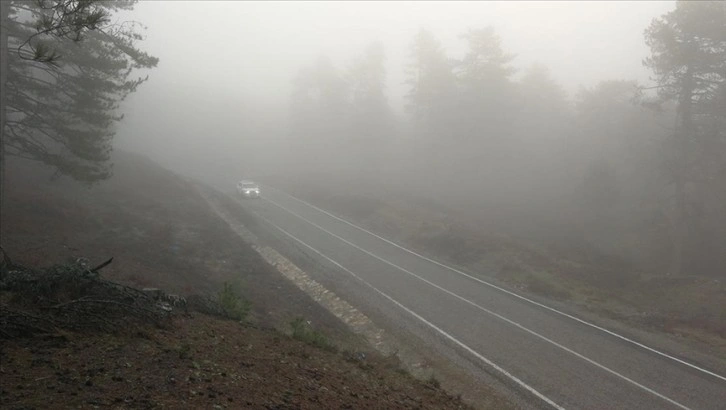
[284,3,726,280]
[1,1,725,409]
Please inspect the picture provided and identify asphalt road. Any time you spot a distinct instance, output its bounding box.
[240,185,726,409]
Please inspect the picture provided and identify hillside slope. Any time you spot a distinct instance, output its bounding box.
[1,152,482,409]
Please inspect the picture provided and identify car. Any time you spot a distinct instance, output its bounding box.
[237,180,260,198]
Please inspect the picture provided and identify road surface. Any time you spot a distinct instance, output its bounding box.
[238,185,726,409]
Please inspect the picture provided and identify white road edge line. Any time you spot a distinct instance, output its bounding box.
[249,209,566,410]
[265,185,726,384]
[261,194,692,410]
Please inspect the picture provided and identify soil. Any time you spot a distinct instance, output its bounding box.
[0,152,474,409]
[1,315,466,409]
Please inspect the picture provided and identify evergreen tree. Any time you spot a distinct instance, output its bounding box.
[3,0,158,182]
[644,0,726,274]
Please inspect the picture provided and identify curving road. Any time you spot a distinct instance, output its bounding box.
[238,185,726,409]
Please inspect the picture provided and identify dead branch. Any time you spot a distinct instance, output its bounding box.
[90,257,114,273]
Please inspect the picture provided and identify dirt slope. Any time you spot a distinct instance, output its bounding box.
[2,314,467,409]
[1,152,478,409]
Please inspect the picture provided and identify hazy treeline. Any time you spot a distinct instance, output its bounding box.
[4,2,721,278]
[282,1,725,277]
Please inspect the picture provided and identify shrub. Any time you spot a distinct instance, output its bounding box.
[217,282,250,321]
[178,342,192,359]
[289,317,335,351]
[427,375,441,389]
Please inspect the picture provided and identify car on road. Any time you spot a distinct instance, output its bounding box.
[237,180,260,199]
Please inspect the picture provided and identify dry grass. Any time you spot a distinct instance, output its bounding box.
[276,181,726,347]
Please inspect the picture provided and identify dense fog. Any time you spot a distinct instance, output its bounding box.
[116,2,673,178]
[105,2,726,277]
[4,3,726,408]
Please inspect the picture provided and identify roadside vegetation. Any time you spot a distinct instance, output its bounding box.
[269,1,726,351]
[272,182,726,351]
[217,281,251,322]
[290,317,336,352]
[0,262,472,408]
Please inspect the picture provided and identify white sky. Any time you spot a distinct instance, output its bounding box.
[115,1,676,174]
[122,0,675,113]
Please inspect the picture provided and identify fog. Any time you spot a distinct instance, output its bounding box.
[107,1,726,278]
[3,3,726,404]
[116,1,674,178]
[119,1,672,108]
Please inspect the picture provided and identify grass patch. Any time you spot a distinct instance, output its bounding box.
[427,374,441,389]
[217,281,250,321]
[177,342,192,360]
[289,317,335,351]
[525,272,573,301]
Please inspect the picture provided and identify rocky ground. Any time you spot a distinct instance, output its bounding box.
[1,311,468,409]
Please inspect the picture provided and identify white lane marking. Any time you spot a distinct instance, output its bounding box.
[265,185,726,384]
[249,209,565,410]
[261,194,692,410]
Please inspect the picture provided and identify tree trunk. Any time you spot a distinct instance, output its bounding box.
[669,69,696,276]
[669,178,686,276]
[0,0,9,247]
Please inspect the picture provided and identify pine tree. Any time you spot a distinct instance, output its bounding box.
[2,0,158,183]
